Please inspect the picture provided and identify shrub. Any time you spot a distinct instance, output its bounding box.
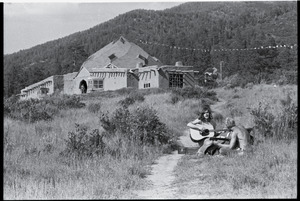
[232,94,240,99]
[114,87,136,96]
[169,86,218,104]
[220,73,254,89]
[87,102,102,113]
[171,86,203,100]
[138,88,167,96]
[62,124,105,159]
[118,91,145,107]
[47,95,85,109]
[250,96,297,141]
[250,102,276,139]
[4,95,85,123]
[3,95,19,116]
[99,105,172,146]
[245,82,254,89]
[213,112,224,124]
[5,98,54,123]
[118,97,136,108]
[130,106,171,145]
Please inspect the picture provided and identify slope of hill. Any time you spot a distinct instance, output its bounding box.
[4,1,297,98]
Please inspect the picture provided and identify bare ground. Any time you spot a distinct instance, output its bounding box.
[130,134,194,199]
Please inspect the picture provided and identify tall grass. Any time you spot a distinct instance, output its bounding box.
[3,113,160,199]
[214,84,297,128]
[174,139,297,198]
[4,88,205,199]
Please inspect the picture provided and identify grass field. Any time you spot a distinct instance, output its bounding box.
[172,84,297,198]
[3,84,297,199]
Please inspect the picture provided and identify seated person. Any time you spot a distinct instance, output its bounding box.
[212,117,252,156]
[187,105,217,156]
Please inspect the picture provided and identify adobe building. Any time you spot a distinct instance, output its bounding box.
[19,36,199,100]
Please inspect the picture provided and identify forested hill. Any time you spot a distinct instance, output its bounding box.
[4,1,297,98]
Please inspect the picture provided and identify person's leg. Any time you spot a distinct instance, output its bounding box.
[197,138,213,156]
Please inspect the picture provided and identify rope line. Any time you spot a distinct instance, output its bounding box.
[135,39,297,52]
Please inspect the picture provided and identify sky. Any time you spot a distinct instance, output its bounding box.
[4,1,185,54]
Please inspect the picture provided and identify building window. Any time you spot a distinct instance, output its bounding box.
[169,73,183,88]
[40,87,49,95]
[108,54,117,62]
[94,80,103,89]
[144,83,150,88]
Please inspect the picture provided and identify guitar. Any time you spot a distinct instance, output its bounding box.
[189,123,231,142]
[209,136,230,141]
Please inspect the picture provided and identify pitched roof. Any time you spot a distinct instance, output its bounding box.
[78,36,163,73]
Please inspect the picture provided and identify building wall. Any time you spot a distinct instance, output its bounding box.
[62,72,78,95]
[53,76,64,94]
[138,69,159,89]
[158,69,170,89]
[183,72,196,87]
[63,79,76,94]
[158,69,196,89]
[19,76,56,100]
[103,72,127,91]
[89,71,129,91]
[127,73,139,89]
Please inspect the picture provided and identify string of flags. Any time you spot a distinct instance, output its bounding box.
[136,39,297,52]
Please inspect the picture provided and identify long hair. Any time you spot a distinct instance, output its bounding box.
[198,105,213,122]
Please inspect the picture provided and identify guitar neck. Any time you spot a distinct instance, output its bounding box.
[210,137,230,141]
[209,129,231,132]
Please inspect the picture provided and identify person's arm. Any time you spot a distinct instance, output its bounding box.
[187,119,203,131]
[214,131,237,149]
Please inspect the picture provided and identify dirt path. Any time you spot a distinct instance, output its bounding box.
[131,99,226,199]
[130,129,199,199]
[132,151,183,199]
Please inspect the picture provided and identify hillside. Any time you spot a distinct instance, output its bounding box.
[3,1,297,97]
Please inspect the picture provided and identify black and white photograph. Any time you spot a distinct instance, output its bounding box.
[3,0,297,199]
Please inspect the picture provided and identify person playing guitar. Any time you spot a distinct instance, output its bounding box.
[187,105,219,156]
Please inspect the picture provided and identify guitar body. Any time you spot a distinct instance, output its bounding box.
[189,123,215,142]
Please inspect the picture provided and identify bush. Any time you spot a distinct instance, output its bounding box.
[169,86,218,104]
[213,112,224,124]
[118,91,145,107]
[114,87,137,96]
[62,124,105,159]
[3,95,19,116]
[4,98,54,123]
[245,82,254,89]
[99,105,172,146]
[87,102,102,113]
[4,95,86,123]
[47,95,85,109]
[220,73,255,89]
[250,95,297,141]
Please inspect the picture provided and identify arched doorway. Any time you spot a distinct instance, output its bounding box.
[79,80,87,94]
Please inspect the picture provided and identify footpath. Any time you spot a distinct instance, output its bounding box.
[130,131,196,199]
